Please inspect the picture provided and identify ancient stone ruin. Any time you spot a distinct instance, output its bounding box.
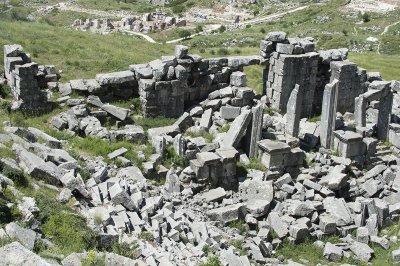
[2,31,400,265]
[3,44,59,112]
[72,12,186,34]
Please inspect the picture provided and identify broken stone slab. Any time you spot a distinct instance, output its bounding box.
[319,165,348,191]
[13,144,63,185]
[323,242,343,262]
[0,242,52,266]
[86,95,104,108]
[285,84,303,138]
[107,147,128,160]
[27,127,62,149]
[206,203,245,223]
[202,187,226,202]
[220,109,252,148]
[323,197,353,226]
[221,106,241,120]
[173,112,192,131]
[5,223,36,250]
[267,212,289,238]
[230,71,246,87]
[175,45,188,59]
[199,108,213,130]
[265,31,287,42]
[246,199,271,218]
[101,104,130,121]
[96,70,135,85]
[165,168,181,194]
[60,171,89,198]
[350,241,374,262]
[108,183,136,211]
[105,252,142,266]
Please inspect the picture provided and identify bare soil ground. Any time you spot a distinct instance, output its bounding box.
[346,0,400,13]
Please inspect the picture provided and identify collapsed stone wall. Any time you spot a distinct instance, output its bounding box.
[1,33,381,120]
[55,45,261,118]
[3,45,58,112]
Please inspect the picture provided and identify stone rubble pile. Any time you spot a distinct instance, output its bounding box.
[2,32,400,265]
[72,12,186,34]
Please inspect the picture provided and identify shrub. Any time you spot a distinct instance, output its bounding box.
[81,250,105,266]
[202,244,210,256]
[0,84,11,98]
[139,231,155,242]
[0,197,13,224]
[362,13,370,23]
[199,256,223,266]
[234,48,241,54]
[196,24,203,33]
[260,28,266,34]
[111,241,138,259]
[41,212,97,254]
[342,29,348,36]
[178,29,191,39]
[199,48,205,53]
[217,48,229,55]
[227,220,248,235]
[163,145,189,169]
[219,25,226,33]
[0,161,29,187]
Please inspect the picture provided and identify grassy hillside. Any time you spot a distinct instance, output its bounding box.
[0,21,174,81]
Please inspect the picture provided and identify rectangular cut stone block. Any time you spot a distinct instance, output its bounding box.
[320,80,339,148]
[220,109,252,148]
[333,130,366,158]
[286,84,303,137]
[245,103,264,158]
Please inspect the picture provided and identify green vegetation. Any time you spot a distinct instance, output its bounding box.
[0,160,29,187]
[229,239,247,256]
[307,115,321,123]
[218,124,230,133]
[111,241,139,259]
[237,157,266,173]
[202,244,211,256]
[139,231,155,242]
[81,250,105,266]
[227,220,248,235]
[244,65,263,95]
[184,131,214,143]
[40,211,97,255]
[199,256,223,266]
[349,53,400,81]
[0,21,174,81]
[133,116,175,131]
[163,145,189,169]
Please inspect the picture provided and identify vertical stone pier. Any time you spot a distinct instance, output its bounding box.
[320,79,339,148]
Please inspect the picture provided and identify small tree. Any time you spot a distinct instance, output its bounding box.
[178,29,191,39]
[362,13,370,23]
[195,24,203,33]
[219,25,226,33]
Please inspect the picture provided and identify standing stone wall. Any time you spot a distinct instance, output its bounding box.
[266,52,319,117]
[3,45,59,113]
[330,60,367,113]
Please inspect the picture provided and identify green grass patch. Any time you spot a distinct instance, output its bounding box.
[244,65,264,95]
[227,220,248,235]
[163,145,189,169]
[133,116,175,131]
[0,20,174,81]
[184,131,214,143]
[349,53,400,81]
[41,212,97,255]
[199,256,223,266]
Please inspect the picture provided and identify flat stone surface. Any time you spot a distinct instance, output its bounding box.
[107,147,128,160]
[257,139,291,153]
